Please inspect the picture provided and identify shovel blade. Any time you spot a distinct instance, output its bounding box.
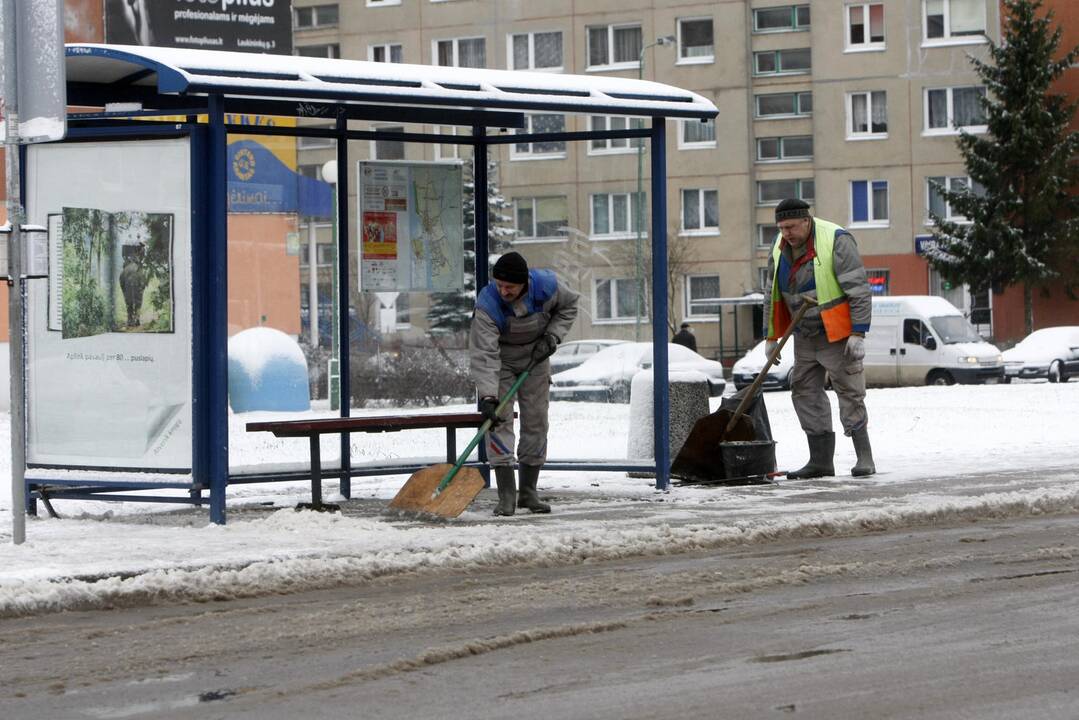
[388,464,486,518]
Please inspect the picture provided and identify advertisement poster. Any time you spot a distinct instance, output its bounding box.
[357,161,464,292]
[104,0,292,54]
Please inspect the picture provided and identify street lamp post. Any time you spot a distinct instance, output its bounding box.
[635,35,675,341]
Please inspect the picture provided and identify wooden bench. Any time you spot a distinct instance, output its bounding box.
[246,413,500,510]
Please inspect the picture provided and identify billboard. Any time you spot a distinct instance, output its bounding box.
[104,0,292,54]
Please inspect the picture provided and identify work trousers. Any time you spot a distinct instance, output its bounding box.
[790,332,868,436]
[485,359,551,467]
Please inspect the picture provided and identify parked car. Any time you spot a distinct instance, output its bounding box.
[731,340,795,391]
[1002,326,1079,383]
[548,339,628,373]
[550,342,725,402]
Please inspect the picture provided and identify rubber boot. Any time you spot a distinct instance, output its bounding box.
[850,427,876,477]
[493,466,516,516]
[786,432,836,479]
[517,465,551,514]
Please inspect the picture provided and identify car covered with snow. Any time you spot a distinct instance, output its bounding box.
[731,340,795,391]
[550,342,725,402]
[548,339,628,373]
[1002,326,1079,383]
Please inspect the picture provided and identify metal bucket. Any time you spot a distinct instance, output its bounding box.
[719,440,776,480]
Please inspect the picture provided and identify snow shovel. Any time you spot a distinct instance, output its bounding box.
[671,297,815,482]
[388,362,536,518]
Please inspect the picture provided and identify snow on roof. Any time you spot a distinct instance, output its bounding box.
[65,44,719,120]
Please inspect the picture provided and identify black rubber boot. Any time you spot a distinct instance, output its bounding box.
[493,466,516,516]
[786,432,836,479]
[850,427,876,477]
[517,465,551,514]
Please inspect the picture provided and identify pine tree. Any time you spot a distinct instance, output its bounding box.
[927,0,1079,335]
[426,156,515,335]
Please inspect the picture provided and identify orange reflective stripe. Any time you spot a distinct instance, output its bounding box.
[820,301,852,342]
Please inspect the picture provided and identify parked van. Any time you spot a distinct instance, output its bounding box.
[864,296,1004,386]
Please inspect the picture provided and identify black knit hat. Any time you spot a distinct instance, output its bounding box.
[492,251,529,284]
[775,198,811,222]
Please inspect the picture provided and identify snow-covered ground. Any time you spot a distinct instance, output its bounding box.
[1,381,1077,618]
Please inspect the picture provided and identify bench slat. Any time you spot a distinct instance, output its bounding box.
[246,412,488,437]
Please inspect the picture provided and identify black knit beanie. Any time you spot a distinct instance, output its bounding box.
[774,198,811,222]
[492,251,529,284]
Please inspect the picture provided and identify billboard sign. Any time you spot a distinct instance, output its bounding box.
[104,0,292,55]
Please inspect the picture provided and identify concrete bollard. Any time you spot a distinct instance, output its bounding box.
[626,369,711,476]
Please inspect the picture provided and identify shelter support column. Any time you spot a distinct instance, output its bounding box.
[207,95,229,524]
[650,117,670,490]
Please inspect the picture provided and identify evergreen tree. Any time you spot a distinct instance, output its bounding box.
[426,156,515,335]
[927,0,1079,335]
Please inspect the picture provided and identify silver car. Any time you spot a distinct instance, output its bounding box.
[1002,326,1079,383]
[548,339,627,373]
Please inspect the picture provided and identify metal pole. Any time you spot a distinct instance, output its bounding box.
[307,219,319,348]
[634,47,647,343]
[650,117,670,491]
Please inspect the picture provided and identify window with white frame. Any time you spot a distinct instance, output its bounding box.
[757,178,814,205]
[681,189,719,233]
[511,114,566,159]
[850,180,890,226]
[757,135,813,162]
[925,86,987,134]
[587,24,642,69]
[298,131,334,150]
[509,31,563,71]
[927,175,985,223]
[680,118,716,148]
[435,37,485,68]
[588,116,645,154]
[296,5,339,29]
[757,266,770,292]
[847,90,888,138]
[514,197,568,241]
[753,5,810,32]
[755,91,812,118]
[595,277,645,321]
[367,0,401,6]
[846,3,885,49]
[369,43,403,63]
[924,0,985,43]
[372,125,404,160]
[296,44,340,58]
[591,192,645,237]
[433,126,469,160]
[677,17,714,63]
[685,275,721,318]
[753,48,811,75]
[757,223,779,247]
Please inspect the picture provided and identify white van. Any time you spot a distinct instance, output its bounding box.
[864,296,1005,386]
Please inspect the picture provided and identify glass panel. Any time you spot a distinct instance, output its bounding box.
[779,48,811,72]
[612,194,628,233]
[390,45,403,63]
[784,136,813,158]
[613,26,642,63]
[799,92,813,113]
[869,4,885,41]
[596,279,612,318]
[458,38,486,68]
[849,6,865,45]
[516,202,534,236]
[927,89,947,128]
[871,91,888,132]
[950,0,984,35]
[802,180,815,200]
[852,93,868,133]
[592,195,609,234]
[534,32,562,68]
[531,114,566,153]
[928,177,947,217]
[755,51,777,74]
[535,197,568,236]
[953,87,986,127]
[588,27,608,66]
[684,118,715,144]
[512,34,529,70]
[755,7,793,30]
[616,280,637,317]
[681,19,714,58]
[703,190,719,228]
[758,137,780,160]
[682,189,700,229]
[872,181,889,220]
[759,180,797,203]
[926,0,945,38]
[437,40,453,66]
[758,93,796,116]
[796,6,811,26]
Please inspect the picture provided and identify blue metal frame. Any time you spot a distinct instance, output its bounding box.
[650,118,671,490]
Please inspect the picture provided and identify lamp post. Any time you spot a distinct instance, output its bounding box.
[635,34,675,341]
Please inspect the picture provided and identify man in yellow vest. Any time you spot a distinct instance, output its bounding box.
[763,198,875,477]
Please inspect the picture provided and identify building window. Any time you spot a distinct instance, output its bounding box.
[757,224,779,248]
[298,132,334,150]
[757,135,813,162]
[757,266,770,291]
[591,192,645,238]
[296,4,339,29]
[435,37,486,68]
[588,116,645,154]
[925,86,987,134]
[755,91,812,119]
[680,118,716,148]
[509,31,563,71]
[757,178,814,205]
[372,125,404,160]
[514,197,569,241]
[296,44,340,58]
[927,175,985,223]
[752,5,810,33]
[677,18,714,63]
[394,292,410,327]
[681,189,719,233]
[587,24,642,69]
[595,278,645,321]
[866,269,890,296]
[367,0,401,6]
[924,0,985,43]
[369,43,403,63]
[511,114,566,159]
[850,180,890,226]
[433,126,469,160]
[847,90,888,138]
[686,275,721,317]
[753,48,811,75]
[846,3,885,50]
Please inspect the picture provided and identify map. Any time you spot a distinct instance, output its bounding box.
[410,165,464,291]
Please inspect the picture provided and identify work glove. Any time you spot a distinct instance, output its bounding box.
[765,339,780,362]
[845,334,865,361]
[531,333,559,364]
[477,396,502,427]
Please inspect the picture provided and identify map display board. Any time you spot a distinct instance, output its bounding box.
[356,161,464,292]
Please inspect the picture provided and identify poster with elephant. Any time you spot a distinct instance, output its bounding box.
[49,208,175,338]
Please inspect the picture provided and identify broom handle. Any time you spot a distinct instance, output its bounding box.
[436,361,535,493]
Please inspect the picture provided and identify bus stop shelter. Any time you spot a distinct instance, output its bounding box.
[20,44,718,524]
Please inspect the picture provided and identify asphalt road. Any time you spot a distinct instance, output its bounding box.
[2,512,1077,720]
